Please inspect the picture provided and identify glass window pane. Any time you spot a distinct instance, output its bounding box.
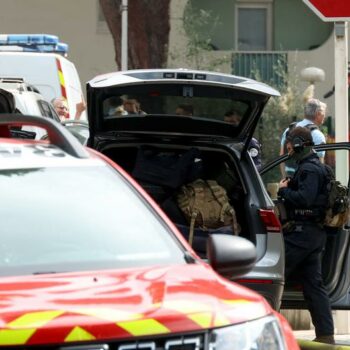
[0,165,185,276]
[238,8,267,51]
[101,84,252,124]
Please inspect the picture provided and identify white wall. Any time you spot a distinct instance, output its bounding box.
[288,30,336,118]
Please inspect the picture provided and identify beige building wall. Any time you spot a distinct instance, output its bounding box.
[0,0,116,93]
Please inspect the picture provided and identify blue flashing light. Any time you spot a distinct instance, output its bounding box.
[55,42,69,53]
[0,34,68,55]
[0,34,59,45]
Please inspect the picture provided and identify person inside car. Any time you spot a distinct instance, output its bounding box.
[123,99,146,115]
[175,104,193,116]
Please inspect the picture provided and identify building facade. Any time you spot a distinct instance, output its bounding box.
[0,0,347,123]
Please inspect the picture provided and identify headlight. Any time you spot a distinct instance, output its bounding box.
[210,315,286,350]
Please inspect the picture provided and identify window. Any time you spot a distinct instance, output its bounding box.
[38,100,60,122]
[0,165,185,276]
[101,84,252,125]
[235,1,272,51]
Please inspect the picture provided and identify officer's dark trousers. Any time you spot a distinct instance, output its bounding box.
[284,223,334,336]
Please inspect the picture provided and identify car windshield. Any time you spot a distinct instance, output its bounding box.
[101,84,253,127]
[0,165,186,276]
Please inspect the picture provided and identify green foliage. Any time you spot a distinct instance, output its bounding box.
[181,2,229,70]
[171,2,307,183]
[255,59,305,173]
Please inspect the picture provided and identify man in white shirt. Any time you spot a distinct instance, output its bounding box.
[280,98,327,177]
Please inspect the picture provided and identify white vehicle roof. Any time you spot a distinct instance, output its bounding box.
[0,142,103,170]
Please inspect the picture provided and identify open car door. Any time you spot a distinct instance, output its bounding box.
[260,142,350,309]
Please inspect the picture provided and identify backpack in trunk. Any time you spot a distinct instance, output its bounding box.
[176,179,240,246]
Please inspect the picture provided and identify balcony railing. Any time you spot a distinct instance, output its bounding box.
[232,51,288,88]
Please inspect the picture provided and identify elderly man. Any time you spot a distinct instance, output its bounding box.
[52,97,86,122]
[280,98,327,177]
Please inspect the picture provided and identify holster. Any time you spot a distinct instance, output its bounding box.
[276,198,289,224]
[282,221,296,234]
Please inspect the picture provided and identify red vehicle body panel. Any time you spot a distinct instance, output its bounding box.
[0,265,270,345]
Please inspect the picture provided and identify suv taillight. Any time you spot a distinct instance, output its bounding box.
[259,209,281,232]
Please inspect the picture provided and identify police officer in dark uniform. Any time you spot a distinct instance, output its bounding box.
[224,109,262,170]
[248,137,262,170]
[278,126,334,345]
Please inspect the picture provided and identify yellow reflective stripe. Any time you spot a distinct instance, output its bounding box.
[212,313,231,327]
[159,300,232,329]
[74,308,142,323]
[65,326,96,342]
[0,329,36,345]
[58,70,65,86]
[8,310,64,328]
[188,312,230,328]
[188,312,213,328]
[160,300,211,314]
[118,319,170,336]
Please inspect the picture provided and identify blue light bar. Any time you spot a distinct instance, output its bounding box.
[0,34,59,45]
[0,34,68,55]
[55,42,69,53]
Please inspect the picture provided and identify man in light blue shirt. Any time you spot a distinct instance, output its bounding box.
[280,98,327,177]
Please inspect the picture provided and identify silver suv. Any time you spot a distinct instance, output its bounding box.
[86,68,285,310]
[0,77,60,139]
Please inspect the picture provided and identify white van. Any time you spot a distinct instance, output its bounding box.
[0,34,86,120]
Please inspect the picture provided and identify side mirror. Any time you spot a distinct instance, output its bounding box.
[207,234,257,279]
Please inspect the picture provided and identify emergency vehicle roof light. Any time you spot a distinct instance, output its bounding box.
[0,34,59,45]
[0,34,69,56]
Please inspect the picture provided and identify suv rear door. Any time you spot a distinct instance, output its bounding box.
[86,69,286,310]
[261,143,350,309]
[87,69,280,155]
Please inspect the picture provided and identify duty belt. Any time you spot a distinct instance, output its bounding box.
[294,209,318,217]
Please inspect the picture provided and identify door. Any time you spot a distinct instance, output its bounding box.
[260,142,350,309]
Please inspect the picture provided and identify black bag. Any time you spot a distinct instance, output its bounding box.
[132,147,203,189]
[322,165,350,228]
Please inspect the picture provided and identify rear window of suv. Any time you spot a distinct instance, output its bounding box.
[101,84,259,126]
[0,165,185,277]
